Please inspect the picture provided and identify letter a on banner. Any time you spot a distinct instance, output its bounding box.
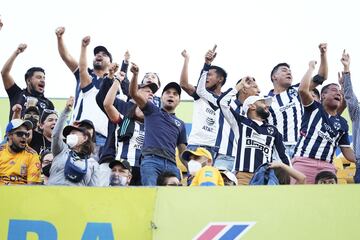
[81,222,114,240]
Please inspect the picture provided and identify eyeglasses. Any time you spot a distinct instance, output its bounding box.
[13,131,30,138]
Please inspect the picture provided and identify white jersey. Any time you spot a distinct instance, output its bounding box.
[72,83,108,137]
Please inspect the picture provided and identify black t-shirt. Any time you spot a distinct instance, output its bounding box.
[29,130,52,154]
[6,83,54,121]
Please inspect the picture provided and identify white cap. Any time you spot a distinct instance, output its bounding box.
[242,95,272,114]
[220,170,238,185]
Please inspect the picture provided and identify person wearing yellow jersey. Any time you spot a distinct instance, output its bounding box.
[181,147,224,186]
[0,119,41,185]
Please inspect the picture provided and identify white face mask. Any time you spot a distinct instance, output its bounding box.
[66,134,78,148]
[110,174,128,186]
[188,160,202,175]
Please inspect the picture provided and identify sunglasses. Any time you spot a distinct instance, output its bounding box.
[40,109,58,122]
[13,131,30,138]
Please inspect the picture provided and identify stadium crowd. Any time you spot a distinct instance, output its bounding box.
[0,18,359,186]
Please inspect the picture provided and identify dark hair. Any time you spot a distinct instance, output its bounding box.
[40,109,58,124]
[40,149,52,163]
[311,88,320,99]
[157,171,178,186]
[76,129,95,156]
[24,67,45,82]
[142,72,161,87]
[315,171,337,184]
[209,66,227,86]
[274,168,291,185]
[270,63,290,82]
[320,83,339,95]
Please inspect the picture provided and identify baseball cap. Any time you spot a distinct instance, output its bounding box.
[73,119,95,132]
[220,170,238,185]
[109,159,132,172]
[162,82,181,96]
[62,125,88,138]
[94,45,113,62]
[242,95,272,114]
[181,147,212,161]
[139,82,159,94]
[6,119,33,134]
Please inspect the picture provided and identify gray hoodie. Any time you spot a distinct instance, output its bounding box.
[47,107,100,186]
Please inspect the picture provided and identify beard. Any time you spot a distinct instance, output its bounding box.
[10,142,25,153]
[93,61,103,70]
[256,106,270,120]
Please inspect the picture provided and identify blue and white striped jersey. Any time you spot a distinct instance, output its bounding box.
[116,121,144,167]
[219,88,291,172]
[268,84,303,145]
[293,101,350,163]
[216,99,242,157]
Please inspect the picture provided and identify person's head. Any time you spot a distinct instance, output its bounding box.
[181,147,213,175]
[40,149,53,178]
[157,171,181,186]
[24,67,46,94]
[206,66,227,92]
[270,63,292,89]
[23,106,40,130]
[141,72,161,89]
[242,95,272,120]
[109,160,132,186]
[39,109,58,138]
[93,46,112,71]
[161,82,181,112]
[315,171,337,184]
[236,76,261,101]
[219,170,238,186]
[6,119,32,153]
[139,82,158,99]
[274,167,291,185]
[73,119,96,143]
[320,83,342,111]
[63,125,94,156]
[311,87,320,102]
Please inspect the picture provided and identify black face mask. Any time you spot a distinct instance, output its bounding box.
[256,106,270,120]
[42,164,52,177]
[10,143,25,153]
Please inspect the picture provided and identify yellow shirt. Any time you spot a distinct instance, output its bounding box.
[0,143,41,185]
[190,166,224,186]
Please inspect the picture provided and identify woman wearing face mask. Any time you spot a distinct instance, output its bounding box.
[47,97,100,186]
[39,149,53,185]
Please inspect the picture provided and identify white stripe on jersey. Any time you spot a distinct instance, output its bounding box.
[268,85,302,145]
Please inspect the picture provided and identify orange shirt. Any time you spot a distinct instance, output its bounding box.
[0,143,41,185]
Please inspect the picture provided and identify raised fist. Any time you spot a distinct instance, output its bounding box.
[55,27,65,38]
[82,36,90,47]
[130,63,139,74]
[16,44,27,54]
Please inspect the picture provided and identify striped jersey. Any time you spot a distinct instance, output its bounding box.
[189,71,220,147]
[268,84,303,145]
[218,88,291,172]
[293,101,350,163]
[116,121,144,167]
[216,99,242,157]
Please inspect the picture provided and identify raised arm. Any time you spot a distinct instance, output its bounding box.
[104,64,125,123]
[11,104,22,120]
[317,43,328,80]
[79,36,92,89]
[179,50,196,96]
[129,63,147,109]
[51,97,74,156]
[298,61,317,106]
[1,44,27,90]
[55,27,78,72]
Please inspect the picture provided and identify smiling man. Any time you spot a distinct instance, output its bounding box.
[1,44,54,121]
[0,119,41,185]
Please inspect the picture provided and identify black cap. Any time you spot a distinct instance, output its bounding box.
[139,82,159,94]
[62,125,88,138]
[109,159,132,172]
[94,45,112,62]
[73,119,95,132]
[162,82,181,96]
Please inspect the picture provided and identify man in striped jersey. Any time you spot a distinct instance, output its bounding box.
[180,47,226,159]
[268,44,328,158]
[293,60,355,184]
[218,78,291,185]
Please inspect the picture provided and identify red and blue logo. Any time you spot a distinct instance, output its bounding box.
[194,222,255,240]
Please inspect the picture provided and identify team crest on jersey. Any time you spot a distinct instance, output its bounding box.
[39,102,46,109]
[267,127,274,135]
[174,119,181,127]
[333,121,341,130]
[288,88,297,97]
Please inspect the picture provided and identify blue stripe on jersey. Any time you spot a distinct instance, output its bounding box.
[276,94,288,142]
[120,139,130,159]
[299,112,321,156]
[75,99,83,121]
[269,107,277,126]
[234,124,244,171]
[226,129,235,156]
